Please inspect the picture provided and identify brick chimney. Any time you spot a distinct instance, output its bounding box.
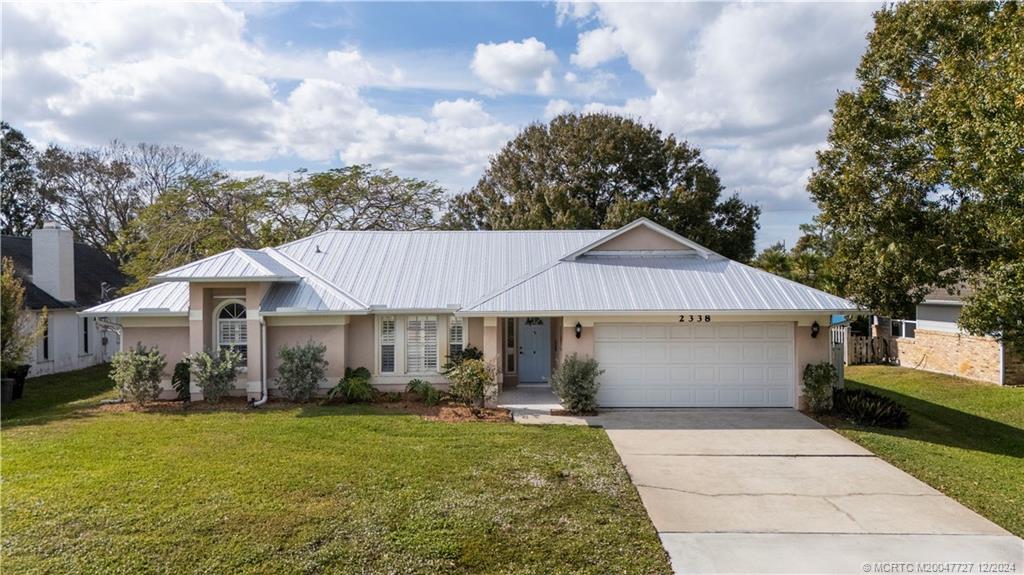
[31,222,76,303]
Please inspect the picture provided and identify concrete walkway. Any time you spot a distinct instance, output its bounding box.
[509,406,1023,574]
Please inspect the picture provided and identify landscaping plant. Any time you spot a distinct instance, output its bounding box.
[801,362,837,414]
[550,353,604,414]
[833,387,910,428]
[274,339,328,402]
[443,345,483,370]
[188,348,244,403]
[110,344,167,405]
[326,366,375,403]
[1,257,47,374]
[446,358,495,410]
[407,378,443,406]
[171,359,191,402]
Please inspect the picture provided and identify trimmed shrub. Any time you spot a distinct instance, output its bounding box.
[274,339,329,402]
[446,358,496,409]
[833,388,910,428]
[171,359,191,402]
[188,348,244,403]
[550,353,604,414]
[110,344,167,405]
[326,367,375,403]
[407,379,442,406]
[801,362,836,414]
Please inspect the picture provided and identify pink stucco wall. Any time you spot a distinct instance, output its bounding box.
[346,315,375,372]
[122,326,190,380]
[266,324,347,388]
[795,323,830,407]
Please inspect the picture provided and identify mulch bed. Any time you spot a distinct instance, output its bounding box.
[93,397,512,422]
[549,409,597,416]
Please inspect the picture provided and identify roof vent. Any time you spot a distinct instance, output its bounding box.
[314,244,323,254]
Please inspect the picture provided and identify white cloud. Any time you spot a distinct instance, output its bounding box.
[544,99,575,119]
[561,2,877,233]
[571,27,622,68]
[2,1,514,192]
[471,37,558,94]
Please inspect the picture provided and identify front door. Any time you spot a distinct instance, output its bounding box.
[517,317,551,384]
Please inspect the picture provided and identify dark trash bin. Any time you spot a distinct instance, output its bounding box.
[10,364,31,400]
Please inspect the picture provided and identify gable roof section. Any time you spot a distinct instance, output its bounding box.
[154,248,301,282]
[80,282,189,316]
[561,218,715,260]
[462,255,858,314]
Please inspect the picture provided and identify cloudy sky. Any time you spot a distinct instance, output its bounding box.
[2,1,879,249]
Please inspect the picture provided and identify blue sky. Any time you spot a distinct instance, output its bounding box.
[3,1,880,249]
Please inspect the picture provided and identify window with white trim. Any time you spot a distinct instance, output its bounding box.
[380,316,396,373]
[448,317,464,360]
[406,315,438,373]
[217,302,248,359]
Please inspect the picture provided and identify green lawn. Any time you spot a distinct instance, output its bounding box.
[836,365,1024,537]
[1,367,670,574]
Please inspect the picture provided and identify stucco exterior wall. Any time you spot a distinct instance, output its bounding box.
[121,325,190,398]
[794,324,830,408]
[466,317,484,350]
[560,323,595,362]
[896,329,1004,384]
[266,324,347,389]
[346,315,375,372]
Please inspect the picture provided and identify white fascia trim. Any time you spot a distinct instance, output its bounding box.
[456,309,857,318]
[77,310,188,318]
[259,310,370,316]
[152,276,302,283]
[365,308,463,314]
[920,300,964,307]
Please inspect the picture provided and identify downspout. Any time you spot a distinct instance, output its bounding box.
[252,316,269,406]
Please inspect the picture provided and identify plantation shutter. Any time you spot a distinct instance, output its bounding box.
[380,316,396,373]
[448,317,464,360]
[406,315,438,373]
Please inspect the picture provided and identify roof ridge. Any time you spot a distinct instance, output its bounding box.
[261,248,369,309]
[232,248,275,276]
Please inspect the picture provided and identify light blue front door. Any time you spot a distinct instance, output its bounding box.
[517,317,551,384]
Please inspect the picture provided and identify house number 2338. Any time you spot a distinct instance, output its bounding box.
[680,314,712,323]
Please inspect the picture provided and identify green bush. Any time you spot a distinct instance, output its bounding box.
[407,379,443,406]
[326,367,375,403]
[188,348,244,403]
[443,345,484,369]
[801,362,837,414]
[833,388,910,428]
[171,360,191,402]
[446,358,495,409]
[550,353,604,414]
[110,344,167,405]
[274,339,328,402]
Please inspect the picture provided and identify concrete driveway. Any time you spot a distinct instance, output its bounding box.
[531,409,1024,573]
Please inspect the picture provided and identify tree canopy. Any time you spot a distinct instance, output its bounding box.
[1,123,44,236]
[805,1,1022,347]
[444,113,760,262]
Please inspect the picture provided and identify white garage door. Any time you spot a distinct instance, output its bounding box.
[594,322,795,407]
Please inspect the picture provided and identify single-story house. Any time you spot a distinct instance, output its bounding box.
[893,286,1023,386]
[3,224,127,377]
[82,218,858,408]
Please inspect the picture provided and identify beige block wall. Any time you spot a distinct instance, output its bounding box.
[266,325,347,390]
[896,329,1004,384]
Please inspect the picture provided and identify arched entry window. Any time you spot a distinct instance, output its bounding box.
[216,300,248,359]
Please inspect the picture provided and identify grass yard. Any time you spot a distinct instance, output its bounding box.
[836,365,1024,537]
[1,367,671,574]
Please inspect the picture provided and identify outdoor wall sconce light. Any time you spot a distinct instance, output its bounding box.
[810,321,821,338]
[575,322,583,339]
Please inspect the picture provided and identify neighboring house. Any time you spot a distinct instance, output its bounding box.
[2,224,127,377]
[894,286,1023,386]
[82,218,858,408]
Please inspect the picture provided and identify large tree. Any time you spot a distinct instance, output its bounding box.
[807,1,1022,347]
[444,113,761,262]
[1,123,44,235]
[119,166,446,290]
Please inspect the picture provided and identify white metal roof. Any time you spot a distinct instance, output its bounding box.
[84,219,858,317]
[274,230,611,310]
[154,248,300,282]
[463,254,859,314]
[80,281,189,316]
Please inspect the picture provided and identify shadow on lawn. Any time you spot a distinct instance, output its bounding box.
[837,380,1024,459]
